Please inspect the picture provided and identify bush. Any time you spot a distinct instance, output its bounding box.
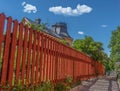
[54,82,66,91]
[42,81,53,91]
[65,76,73,84]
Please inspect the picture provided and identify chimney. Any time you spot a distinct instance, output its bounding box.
[35,18,41,24]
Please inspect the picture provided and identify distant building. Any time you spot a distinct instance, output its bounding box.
[22,18,73,46]
[52,22,73,46]
[22,17,62,39]
[22,17,41,27]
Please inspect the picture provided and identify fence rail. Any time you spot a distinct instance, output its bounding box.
[0,13,104,87]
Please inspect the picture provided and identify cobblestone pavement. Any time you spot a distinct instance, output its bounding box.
[79,77,120,91]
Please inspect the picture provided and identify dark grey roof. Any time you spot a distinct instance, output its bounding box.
[44,28,63,39]
[59,32,72,39]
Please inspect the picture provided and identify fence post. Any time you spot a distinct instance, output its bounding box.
[31,30,37,84]
[1,16,12,86]
[15,22,24,85]
[8,20,18,86]
[35,32,40,84]
[39,33,44,83]
[0,14,5,59]
[26,28,33,85]
[21,26,28,85]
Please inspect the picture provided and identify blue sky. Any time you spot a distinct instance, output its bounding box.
[0,0,120,55]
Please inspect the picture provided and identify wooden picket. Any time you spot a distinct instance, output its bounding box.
[0,13,105,87]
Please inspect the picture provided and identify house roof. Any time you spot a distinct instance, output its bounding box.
[52,22,73,39]
[59,32,72,39]
[44,27,63,39]
[23,17,62,39]
[23,17,36,24]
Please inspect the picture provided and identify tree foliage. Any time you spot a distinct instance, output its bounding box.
[31,23,46,31]
[108,26,120,62]
[102,57,115,71]
[60,39,70,46]
[72,36,105,61]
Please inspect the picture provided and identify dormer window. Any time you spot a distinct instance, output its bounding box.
[56,27,60,34]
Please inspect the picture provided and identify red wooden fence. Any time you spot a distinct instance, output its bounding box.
[0,13,105,87]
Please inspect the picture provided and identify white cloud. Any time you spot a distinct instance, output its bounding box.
[101,25,107,28]
[49,4,92,16]
[78,31,84,35]
[22,2,37,13]
[22,2,26,6]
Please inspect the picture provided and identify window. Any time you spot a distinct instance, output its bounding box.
[56,27,60,34]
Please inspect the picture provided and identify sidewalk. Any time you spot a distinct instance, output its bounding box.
[89,77,119,91]
[71,77,120,91]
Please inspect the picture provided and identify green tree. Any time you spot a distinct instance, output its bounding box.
[102,57,115,72]
[31,23,46,31]
[60,39,69,46]
[72,36,105,61]
[108,26,120,62]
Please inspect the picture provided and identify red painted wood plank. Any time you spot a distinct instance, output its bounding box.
[8,20,18,86]
[21,26,28,85]
[26,28,33,85]
[60,45,62,79]
[15,23,23,85]
[53,40,56,82]
[1,16,12,86]
[49,38,52,81]
[58,43,60,80]
[35,32,40,84]
[31,30,37,84]
[50,39,53,82]
[39,33,43,83]
[43,35,47,81]
[46,36,49,81]
[52,40,55,82]
[0,14,5,58]
[55,42,58,81]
